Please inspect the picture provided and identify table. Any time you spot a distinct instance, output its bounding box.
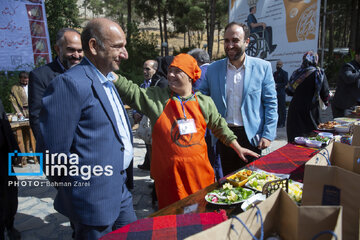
[10,120,37,166]
[149,143,315,218]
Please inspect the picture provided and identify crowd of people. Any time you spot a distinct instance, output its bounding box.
[1,16,359,240]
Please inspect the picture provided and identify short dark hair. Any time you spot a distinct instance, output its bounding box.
[56,28,80,45]
[249,6,256,13]
[224,22,250,40]
[187,48,210,65]
[81,21,105,53]
[19,71,29,78]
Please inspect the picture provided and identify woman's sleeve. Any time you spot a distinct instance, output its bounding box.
[113,75,167,123]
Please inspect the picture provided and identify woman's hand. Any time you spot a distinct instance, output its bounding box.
[229,140,260,162]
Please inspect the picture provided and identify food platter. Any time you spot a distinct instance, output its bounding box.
[205,183,255,205]
[245,170,289,192]
[226,169,253,187]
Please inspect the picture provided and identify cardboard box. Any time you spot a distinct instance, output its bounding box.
[187,189,342,240]
[303,142,360,240]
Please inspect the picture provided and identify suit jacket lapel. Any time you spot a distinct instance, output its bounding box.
[82,61,122,141]
[242,57,254,103]
[220,59,227,107]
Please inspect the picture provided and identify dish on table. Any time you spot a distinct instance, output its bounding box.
[288,180,303,204]
[318,132,333,138]
[334,117,358,124]
[246,170,289,192]
[317,121,339,130]
[205,183,254,205]
[226,169,254,187]
[294,137,307,145]
[305,139,322,148]
[334,125,350,133]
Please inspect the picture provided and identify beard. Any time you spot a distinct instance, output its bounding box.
[225,46,245,61]
[61,55,82,69]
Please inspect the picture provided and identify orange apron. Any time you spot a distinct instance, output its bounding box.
[151,94,215,209]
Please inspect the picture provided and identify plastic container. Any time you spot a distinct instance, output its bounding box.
[305,140,322,148]
[334,125,350,133]
[294,137,307,145]
[318,132,333,138]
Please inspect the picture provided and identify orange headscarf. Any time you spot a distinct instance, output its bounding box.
[169,53,201,83]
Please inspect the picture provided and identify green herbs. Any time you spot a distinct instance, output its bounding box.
[205,183,254,204]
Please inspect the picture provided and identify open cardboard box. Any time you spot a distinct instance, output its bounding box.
[303,142,360,240]
[187,189,342,240]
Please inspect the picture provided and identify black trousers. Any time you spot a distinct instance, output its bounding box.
[0,175,18,236]
[217,126,261,176]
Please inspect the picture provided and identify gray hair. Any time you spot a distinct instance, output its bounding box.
[187,48,210,65]
[81,21,106,52]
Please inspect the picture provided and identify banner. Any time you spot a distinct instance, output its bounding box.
[229,0,321,75]
[0,0,52,71]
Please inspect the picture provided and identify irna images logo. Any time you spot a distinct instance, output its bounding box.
[8,150,113,180]
[8,150,43,176]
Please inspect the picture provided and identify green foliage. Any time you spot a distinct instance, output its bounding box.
[45,0,81,58]
[0,72,19,113]
[117,24,159,85]
[324,51,353,88]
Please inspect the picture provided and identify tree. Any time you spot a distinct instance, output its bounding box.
[45,0,81,57]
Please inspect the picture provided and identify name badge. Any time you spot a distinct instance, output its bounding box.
[178,119,197,135]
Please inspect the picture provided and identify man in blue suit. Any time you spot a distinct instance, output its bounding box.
[199,22,278,176]
[40,18,136,239]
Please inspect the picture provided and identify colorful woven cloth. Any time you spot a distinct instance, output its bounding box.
[250,143,315,182]
[100,211,227,240]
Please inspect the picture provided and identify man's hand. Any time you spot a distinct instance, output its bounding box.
[261,22,266,29]
[258,137,271,150]
[230,140,260,162]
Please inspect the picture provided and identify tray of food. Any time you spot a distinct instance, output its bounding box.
[317,121,339,131]
[245,169,290,192]
[205,183,255,205]
[226,169,254,187]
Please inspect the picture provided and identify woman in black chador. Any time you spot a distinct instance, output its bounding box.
[286,51,330,142]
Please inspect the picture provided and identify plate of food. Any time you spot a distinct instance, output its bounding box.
[334,117,358,124]
[294,136,307,145]
[317,121,339,131]
[205,183,255,205]
[308,135,331,145]
[226,169,254,187]
[245,170,289,192]
[288,180,303,204]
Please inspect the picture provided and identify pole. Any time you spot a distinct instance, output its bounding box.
[320,0,327,68]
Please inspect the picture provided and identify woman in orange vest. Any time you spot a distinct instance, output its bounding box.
[114,53,259,209]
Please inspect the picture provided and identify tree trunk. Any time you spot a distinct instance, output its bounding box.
[217,22,220,57]
[163,5,169,56]
[348,0,357,49]
[327,2,334,60]
[184,32,186,48]
[356,0,360,50]
[188,29,191,47]
[208,0,216,59]
[127,0,132,45]
[157,1,164,56]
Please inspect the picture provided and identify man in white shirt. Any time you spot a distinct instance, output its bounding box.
[199,22,278,175]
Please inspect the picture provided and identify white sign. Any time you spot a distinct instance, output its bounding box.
[0,0,52,71]
[229,0,321,76]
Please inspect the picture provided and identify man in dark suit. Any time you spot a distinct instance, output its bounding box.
[0,99,21,240]
[29,28,83,145]
[273,60,288,128]
[332,47,360,117]
[40,18,136,239]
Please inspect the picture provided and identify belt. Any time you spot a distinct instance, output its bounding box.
[228,124,244,129]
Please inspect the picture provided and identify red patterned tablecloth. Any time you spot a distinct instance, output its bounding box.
[100,211,227,240]
[250,143,316,182]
